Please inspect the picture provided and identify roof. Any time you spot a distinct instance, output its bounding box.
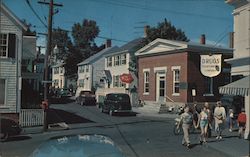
[105,38,144,57]
[0,3,28,31]
[219,76,249,96]
[135,38,233,58]
[78,46,119,66]
[51,62,65,68]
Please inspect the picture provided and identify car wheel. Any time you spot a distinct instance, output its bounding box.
[0,132,9,142]
[109,110,113,116]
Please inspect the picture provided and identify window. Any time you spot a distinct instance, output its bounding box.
[114,55,120,66]
[79,65,85,73]
[54,79,59,87]
[0,79,6,105]
[0,33,16,58]
[121,54,126,65]
[54,67,59,74]
[204,77,213,96]
[113,75,119,87]
[113,75,125,87]
[86,65,89,72]
[107,57,112,67]
[0,34,8,57]
[60,67,64,74]
[144,71,149,94]
[173,69,180,94]
[79,79,84,87]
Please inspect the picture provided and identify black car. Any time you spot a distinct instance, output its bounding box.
[0,117,22,142]
[100,93,132,116]
[76,90,96,106]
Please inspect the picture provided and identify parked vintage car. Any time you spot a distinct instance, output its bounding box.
[0,117,22,142]
[75,90,96,106]
[100,93,132,116]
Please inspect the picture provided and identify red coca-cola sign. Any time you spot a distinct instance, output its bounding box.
[120,73,133,83]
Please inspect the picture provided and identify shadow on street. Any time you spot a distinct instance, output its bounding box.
[47,108,94,124]
[2,135,32,142]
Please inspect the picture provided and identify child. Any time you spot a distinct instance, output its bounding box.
[237,108,246,139]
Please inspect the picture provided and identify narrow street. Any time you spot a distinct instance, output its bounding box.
[0,101,230,157]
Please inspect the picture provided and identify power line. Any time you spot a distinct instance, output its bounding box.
[91,0,230,21]
[25,0,47,28]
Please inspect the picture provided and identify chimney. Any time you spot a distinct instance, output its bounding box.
[105,39,111,48]
[200,34,206,45]
[144,25,150,38]
[229,32,234,48]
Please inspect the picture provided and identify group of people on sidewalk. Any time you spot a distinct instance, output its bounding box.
[177,101,247,148]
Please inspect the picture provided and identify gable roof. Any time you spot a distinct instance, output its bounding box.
[135,38,233,58]
[105,38,144,57]
[0,3,28,31]
[78,46,119,66]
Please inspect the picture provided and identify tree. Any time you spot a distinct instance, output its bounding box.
[52,27,71,60]
[142,18,189,46]
[72,19,100,59]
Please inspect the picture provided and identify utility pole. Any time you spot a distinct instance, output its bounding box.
[38,0,63,131]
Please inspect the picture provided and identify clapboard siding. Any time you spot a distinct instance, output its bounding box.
[0,7,23,113]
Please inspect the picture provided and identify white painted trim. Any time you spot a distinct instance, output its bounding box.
[143,93,150,95]
[154,66,167,73]
[143,68,150,72]
[171,66,181,71]
[172,93,180,96]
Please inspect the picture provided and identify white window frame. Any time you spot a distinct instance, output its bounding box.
[107,57,112,67]
[171,66,181,96]
[113,75,119,87]
[121,54,126,65]
[54,79,59,87]
[86,65,89,72]
[143,69,150,95]
[0,33,8,58]
[54,67,59,74]
[114,55,120,66]
[0,78,7,105]
[79,79,84,87]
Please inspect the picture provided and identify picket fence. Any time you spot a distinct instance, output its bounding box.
[20,109,44,127]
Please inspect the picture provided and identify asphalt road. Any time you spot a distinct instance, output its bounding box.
[0,101,230,157]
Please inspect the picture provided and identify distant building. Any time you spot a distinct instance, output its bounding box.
[52,62,66,89]
[77,39,119,92]
[0,3,28,120]
[220,0,250,139]
[135,37,233,106]
[97,38,143,104]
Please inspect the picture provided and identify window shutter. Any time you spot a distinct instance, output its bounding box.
[8,33,16,58]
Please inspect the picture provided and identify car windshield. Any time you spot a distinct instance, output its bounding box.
[107,94,130,102]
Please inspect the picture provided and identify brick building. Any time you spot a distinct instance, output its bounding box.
[135,37,233,106]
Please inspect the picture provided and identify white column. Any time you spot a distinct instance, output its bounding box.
[244,95,249,139]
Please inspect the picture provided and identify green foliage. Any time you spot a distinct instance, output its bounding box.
[52,27,71,60]
[141,18,189,47]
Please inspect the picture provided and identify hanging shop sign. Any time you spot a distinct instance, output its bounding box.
[200,54,222,77]
[120,73,134,84]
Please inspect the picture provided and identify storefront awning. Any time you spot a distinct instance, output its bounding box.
[219,76,249,96]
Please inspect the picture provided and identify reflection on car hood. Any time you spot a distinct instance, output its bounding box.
[29,134,124,157]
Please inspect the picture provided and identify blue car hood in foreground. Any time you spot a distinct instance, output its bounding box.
[30,134,124,157]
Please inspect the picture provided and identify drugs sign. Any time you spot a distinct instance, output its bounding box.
[200,54,221,77]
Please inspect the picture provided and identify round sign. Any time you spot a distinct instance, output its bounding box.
[120,73,134,83]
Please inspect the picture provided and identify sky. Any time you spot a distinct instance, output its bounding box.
[3,0,234,52]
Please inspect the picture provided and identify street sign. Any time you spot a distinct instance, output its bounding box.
[200,54,222,77]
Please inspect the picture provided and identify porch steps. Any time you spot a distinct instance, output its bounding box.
[158,103,169,114]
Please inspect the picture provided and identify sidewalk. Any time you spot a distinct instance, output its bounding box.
[206,129,249,157]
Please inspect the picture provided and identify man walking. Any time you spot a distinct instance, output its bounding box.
[214,101,226,140]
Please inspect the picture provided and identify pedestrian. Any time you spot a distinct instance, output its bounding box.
[214,101,226,140]
[204,102,213,138]
[228,108,234,132]
[177,106,194,148]
[196,106,209,144]
[193,103,199,127]
[237,108,246,139]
